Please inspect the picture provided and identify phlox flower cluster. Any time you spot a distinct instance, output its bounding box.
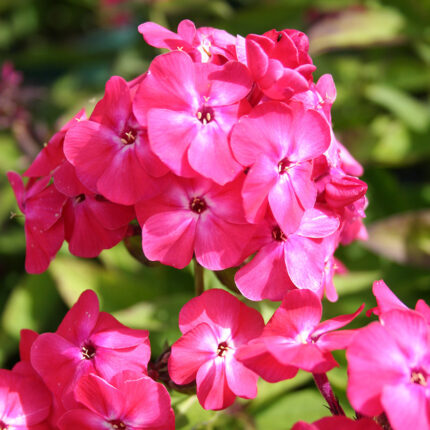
[2,280,430,429]
[8,19,367,302]
[0,289,173,430]
[168,288,364,411]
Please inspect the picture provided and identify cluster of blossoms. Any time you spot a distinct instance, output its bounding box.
[14,18,425,430]
[8,19,367,302]
[1,290,174,430]
[4,281,428,430]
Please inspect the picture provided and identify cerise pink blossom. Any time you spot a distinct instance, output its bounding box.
[133,50,252,184]
[0,369,52,430]
[31,290,151,412]
[136,174,255,270]
[7,172,66,274]
[58,371,174,430]
[236,289,363,382]
[291,416,381,430]
[64,75,168,205]
[235,208,339,301]
[230,101,331,234]
[168,289,264,410]
[347,308,430,430]
[367,279,430,322]
[244,29,315,100]
[138,19,237,64]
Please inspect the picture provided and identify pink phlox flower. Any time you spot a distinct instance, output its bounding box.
[138,19,237,64]
[235,207,340,301]
[244,29,316,100]
[366,280,430,324]
[133,50,252,184]
[7,172,67,273]
[64,75,168,206]
[346,308,430,430]
[0,369,52,430]
[58,371,174,430]
[321,254,347,303]
[24,109,86,178]
[12,329,40,378]
[51,163,134,258]
[336,138,364,177]
[291,416,382,430]
[168,289,265,410]
[316,167,368,210]
[136,174,256,270]
[291,74,336,123]
[62,191,134,258]
[230,101,331,234]
[30,290,151,411]
[236,289,364,382]
[338,196,368,245]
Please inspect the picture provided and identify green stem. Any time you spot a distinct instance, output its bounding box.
[194,259,205,296]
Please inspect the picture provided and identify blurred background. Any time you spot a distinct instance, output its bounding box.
[1,0,430,428]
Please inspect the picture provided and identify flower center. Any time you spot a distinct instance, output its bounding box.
[278,158,292,174]
[217,341,230,357]
[74,194,86,204]
[272,226,287,242]
[0,421,8,430]
[120,128,137,145]
[411,369,428,386]
[190,197,207,214]
[196,106,214,125]
[81,342,96,360]
[110,420,126,429]
[197,38,212,62]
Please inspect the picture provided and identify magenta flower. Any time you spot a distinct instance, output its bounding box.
[58,371,174,430]
[136,174,255,270]
[292,416,381,430]
[30,290,151,411]
[235,208,339,301]
[168,289,264,410]
[53,163,134,258]
[366,279,430,323]
[0,369,51,430]
[244,29,315,100]
[291,74,337,124]
[133,50,252,184]
[24,109,86,178]
[346,309,430,430]
[237,289,363,381]
[64,75,168,205]
[139,19,237,64]
[230,101,331,234]
[337,196,368,245]
[7,172,66,274]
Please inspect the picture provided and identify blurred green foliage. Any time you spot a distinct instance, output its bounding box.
[1,0,430,428]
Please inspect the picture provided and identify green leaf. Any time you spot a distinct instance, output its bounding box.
[333,270,381,296]
[248,371,313,415]
[1,272,64,339]
[365,85,430,132]
[172,393,220,430]
[370,116,411,165]
[254,388,329,429]
[308,6,405,55]
[49,253,193,311]
[364,210,430,267]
